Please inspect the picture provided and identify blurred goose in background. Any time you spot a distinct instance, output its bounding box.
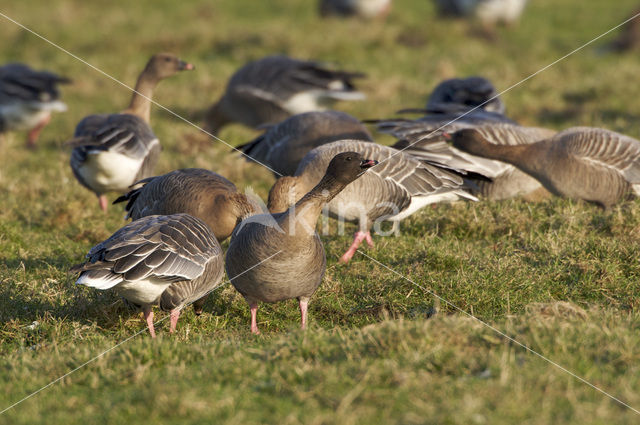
[236,110,373,176]
[0,63,70,148]
[425,76,505,114]
[68,53,194,211]
[600,6,640,53]
[385,121,555,200]
[268,140,478,262]
[70,213,224,338]
[226,152,376,334]
[319,0,392,19]
[447,127,640,209]
[203,55,365,135]
[434,0,528,26]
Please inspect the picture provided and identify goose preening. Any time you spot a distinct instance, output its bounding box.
[70,214,224,338]
[268,140,478,262]
[203,55,365,134]
[68,53,194,211]
[113,168,262,243]
[447,127,640,209]
[387,122,556,200]
[434,0,528,26]
[0,63,70,148]
[236,110,373,176]
[225,152,376,334]
[319,0,392,19]
[425,76,505,115]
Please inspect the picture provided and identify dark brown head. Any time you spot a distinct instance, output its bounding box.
[324,152,377,185]
[444,129,488,155]
[144,53,194,80]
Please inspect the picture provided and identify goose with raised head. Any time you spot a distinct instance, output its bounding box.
[268,140,478,262]
[68,53,194,211]
[70,213,224,338]
[388,122,556,200]
[225,152,376,334]
[203,55,365,134]
[236,110,373,176]
[0,63,70,148]
[447,127,640,209]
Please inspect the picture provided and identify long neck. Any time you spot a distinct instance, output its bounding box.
[459,140,543,173]
[204,101,231,135]
[282,174,348,235]
[123,72,160,123]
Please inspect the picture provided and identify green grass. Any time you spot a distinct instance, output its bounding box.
[2,0,640,423]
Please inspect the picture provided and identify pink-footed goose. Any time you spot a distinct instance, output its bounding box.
[447,127,640,209]
[435,0,528,26]
[425,76,505,115]
[70,213,224,337]
[112,168,262,314]
[385,121,556,200]
[0,63,70,148]
[203,55,365,134]
[225,152,376,334]
[268,140,478,262]
[319,0,392,19]
[237,110,373,176]
[68,53,194,211]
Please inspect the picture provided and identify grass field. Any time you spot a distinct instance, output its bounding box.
[1,0,640,423]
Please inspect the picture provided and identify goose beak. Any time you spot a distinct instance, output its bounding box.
[360,159,377,169]
[179,61,195,71]
[442,132,451,140]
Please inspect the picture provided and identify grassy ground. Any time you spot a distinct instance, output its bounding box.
[1,0,640,423]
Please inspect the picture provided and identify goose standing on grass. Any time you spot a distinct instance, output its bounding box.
[268,140,478,262]
[203,55,365,135]
[446,127,640,209]
[70,214,224,338]
[68,53,194,211]
[319,0,392,19]
[434,0,528,26]
[387,122,556,200]
[0,63,70,148]
[112,168,262,314]
[236,110,373,176]
[225,152,377,334]
[425,76,505,114]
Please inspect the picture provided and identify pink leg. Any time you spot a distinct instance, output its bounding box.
[364,232,374,247]
[169,309,181,333]
[299,299,308,330]
[340,231,371,263]
[26,113,51,149]
[143,308,156,338]
[250,302,260,335]
[98,195,108,212]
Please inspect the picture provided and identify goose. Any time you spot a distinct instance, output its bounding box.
[203,55,365,134]
[68,53,194,211]
[386,121,556,200]
[268,140,478,262]
[225,152,377,334]
[425,76,505,115]
[0,63,70,148]
[434,0,528,26]
[319,0,392,19]
[446,127,640,209]
[236,110,373,176]
[600,7,640,53]
[70,213,224,338]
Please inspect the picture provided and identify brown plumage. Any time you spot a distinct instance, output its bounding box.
[225,152,376,334]
[68,53,194,212]
[448,127,640,209]
[70,214,224,337]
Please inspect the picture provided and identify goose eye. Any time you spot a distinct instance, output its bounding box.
[346,156,352,161]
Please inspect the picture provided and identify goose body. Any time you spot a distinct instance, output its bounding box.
[268,140,477,261]
[226,152,376,333]
[319,0,392,19]
[426,76,505,114]
[237,110,373,176]
[0,63,70,147]
[449,127,640,208]
[70,213,224,337]
[68,53,193,211]
[435,0,528,25]
[204,55,365,134]
[113,168,262,242]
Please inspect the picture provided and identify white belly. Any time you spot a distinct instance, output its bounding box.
[283,91,324,115]
[117,278,172,306]
[77,150,144,194]
[0,103,58,131]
